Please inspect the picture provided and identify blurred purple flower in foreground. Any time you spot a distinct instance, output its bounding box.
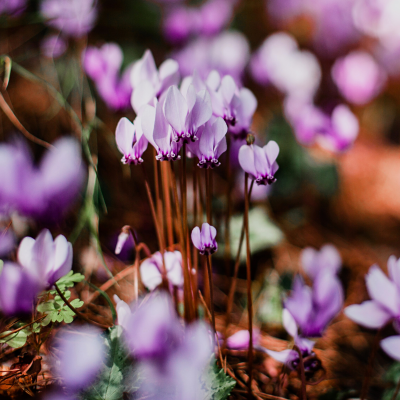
[188,117,227,168]
[41,0,97,38]
[53,325,105,392]
[40,35,67,59]
[18,229,73,288]
[191,222,218,255]
[0,137,85,221]
[226,329,260,350]
[83,43,133,111]
[0,262,41,316]
[332,50,387,105]
[345,255,400,329]
[115,117,148,165]
[381,335,400,361]
[130,50,180,114]
[238,141,280,186]
[140,250,183,291]
[0,0,27,16]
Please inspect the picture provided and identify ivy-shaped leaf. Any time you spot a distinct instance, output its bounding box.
[0,329,28,349]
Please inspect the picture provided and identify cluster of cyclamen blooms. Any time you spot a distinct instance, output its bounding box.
[0,229,73,315]
[344,256,400,362]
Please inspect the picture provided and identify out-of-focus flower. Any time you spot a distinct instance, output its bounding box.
[188,117,227,168]
[163,0,233,43]
[345,256,400,329]
[250,33,321,101]
[130,50,180,114]
[40,35,67,58]
[226,329,260,350]
[40,0,97,38]
[164,85,213,143]
[0,0,27,16]
[238,142,280,186]
[173,31,250,84]
[381,335,400,360]
[0,138,85,221]
[301,244,342,280]
[17,229,72,288]
[332,51,387,105]
[0,263,42,316]
[140,251,183,291]
[115,117,148,165]
[141,101,182,161]
[191,222,218,255]
[114,295,131,329]
[53,325,105,392]
[122,292,182,360]
[83,43,133,111]
[0,230,15,257]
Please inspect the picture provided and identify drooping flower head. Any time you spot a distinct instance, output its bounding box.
[140,250,183,291]
[18,229,73,288]
[41,0,98,38]
[188,117,227,168]
[115,117,148,165]
[238,141,279,185]
[130,50,180,114]
[191,223,218,255]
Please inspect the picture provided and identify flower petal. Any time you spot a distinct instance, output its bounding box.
[344,300,392,329]
[238,145,257,177]
[164,85,188,135]
[381,335,400,361]
[115,117,135,156]
[191,226,202,250]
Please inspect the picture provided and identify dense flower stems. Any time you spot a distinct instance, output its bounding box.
[182,143,188,264]
[294,346,307,400]
[193,167,199,299]
[170,163,195,321]
[360,329,382,400]
[0,316,46,341]
[224,181,254,332]
[162,162,174,247]
[206,254,216,332]
[154,151,165,245]
[224,135,232,291]
[244,173,254,397]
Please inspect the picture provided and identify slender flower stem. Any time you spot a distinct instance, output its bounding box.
[244,173,253,398]
[224,135,232,290]
[170,163,195,321]
[294,346,307,400]
[361,329,382,400]
[193,167,199,304]
[162,162,174,247]
[205,169,212,224]
[225,181,254,331]
[182,143,188,245]
[154,153,165,244]
[206,255,216,332]
[0,316,46,340]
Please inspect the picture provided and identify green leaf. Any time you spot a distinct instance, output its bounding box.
[0,329,28,348]
[81,326,139,400]
[383,362,400,400]
[202,356,236,400]
[51,272,85,292]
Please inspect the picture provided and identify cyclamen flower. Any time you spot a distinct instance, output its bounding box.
[115,117,148,165]
[191,223,218,255]
[0,263,42,316]
[41,35,67,59]
[188,117,227,168]
[332,51,387,105]
[40,0,97,38]
[381,335,400,361]
[344,256,400,329]
[0,0,27,16]
[130,50,180,114]
[83,43,134,111]
[238,142,279,185]
[164,85,213,143]
[140,251,183,291]
[226,329,260,350]
[18,229,73,288]
[53,325,105,392]
[141,101,183,161]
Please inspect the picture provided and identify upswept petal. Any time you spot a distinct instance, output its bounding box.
[18,237,35,270]
[131,80,156,114]
[209,225,217,241]
[138,50,158,85]
[301,247,318,280]
[238,88,257,120]
[140,258,163,291]
[52,236,73,283]
[344,300,392,329]
[282,308,298,338]
[264,348,297,365]
[220,75,236,106]
[164,251,183,287]
[199,123,214,158]
[115,117,135,156]
[366,264,400,316]
[381,336,400,361]
[140,105,157,148]
[201,223,212,245]
[264,141,280,165]
[114,295,131,330]
[388,256,400,290]
[153,101,171,153]
[211,117,228,144]
[158,59,180,94]
[32,229,54,278]
[206,70,221,91]
[238,145,257,177]
[253,145,269,176]
[185,84,197,111]
[320,244,342,275]
[215,137,227,159]
[164,86,188,135]
[188,90,212,132]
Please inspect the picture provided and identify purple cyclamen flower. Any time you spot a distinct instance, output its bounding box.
[0,230,15,257]
[53,325,105,392]
[188,117,227,168]
[226,329,260,350]
[17,229,72,288]
[164,84,213,143]
[381,335,400,361]
[115,117,148,165]
[40,35,67,59]
[191,222,218,255]
[238,141,279,186]
[0,0,27,16]
[140,251,183,291]
[114,295,132,330]
[344,256,400,329]
[122,292,183,360]
[130,50,180,114]
[141,101,183,161]
[83,43,134,111]
[301,244,342,281]
[0,263,42,316]
[331,50,387,105]
[40,0,97,38]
